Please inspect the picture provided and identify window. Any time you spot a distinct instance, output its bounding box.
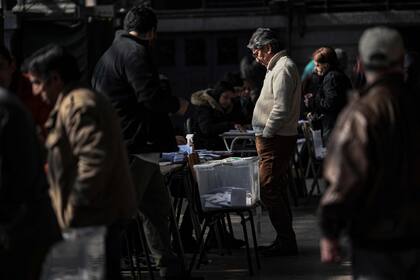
[217,37,238,65]
[156,39,175,66]
[185,38,207,66]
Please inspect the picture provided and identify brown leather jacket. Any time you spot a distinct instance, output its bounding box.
[319,73,420,250]
[45,85,136,229]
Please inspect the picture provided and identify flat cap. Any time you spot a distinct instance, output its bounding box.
[359,26,405,70]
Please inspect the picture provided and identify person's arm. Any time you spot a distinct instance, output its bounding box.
[319,105,370,261]
[315,73,343,113]
[125,50,180,114]
[263,65,297,137]
[61,93,108,226]
[198,107,233,136]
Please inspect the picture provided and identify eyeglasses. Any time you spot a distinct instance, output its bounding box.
[252,44,266,57]
[252,47,265,57]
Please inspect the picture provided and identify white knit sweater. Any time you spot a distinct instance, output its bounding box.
[252,51,301,137]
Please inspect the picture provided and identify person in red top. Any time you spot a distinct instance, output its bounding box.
[0,45,52,139]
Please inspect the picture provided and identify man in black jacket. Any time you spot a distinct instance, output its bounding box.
[92,5,188,279]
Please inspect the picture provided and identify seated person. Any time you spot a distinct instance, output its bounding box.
[240,55,265,105]
[224,70,257,124]
[190,81,247,150]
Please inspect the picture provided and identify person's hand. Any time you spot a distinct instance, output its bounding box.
[320,237,341,263]
[234,124,246,132]
[304,93,313,108]
[176,98,189,116]
[175,135,187,145]
[237,86,251,98]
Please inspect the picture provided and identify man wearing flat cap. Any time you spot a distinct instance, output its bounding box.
[247,28,301,256]
[319,26,420,278]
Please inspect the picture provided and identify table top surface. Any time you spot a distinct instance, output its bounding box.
[220,130,256,137]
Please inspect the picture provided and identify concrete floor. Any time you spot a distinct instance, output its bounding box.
[187,198,352,280]
[127,176,352,280]
[132,194,352,280]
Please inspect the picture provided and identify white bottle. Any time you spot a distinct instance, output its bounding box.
[186,134,195,154]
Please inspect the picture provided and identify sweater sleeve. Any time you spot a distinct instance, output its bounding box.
[263,64,296,137]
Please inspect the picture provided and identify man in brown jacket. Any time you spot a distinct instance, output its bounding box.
[319,27,420,279]
[24,44,136,280]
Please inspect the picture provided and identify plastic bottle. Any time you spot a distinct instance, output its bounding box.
[186,134,195,154]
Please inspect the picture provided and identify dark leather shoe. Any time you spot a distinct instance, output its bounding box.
[257,239,280,251]
[207,234,246,249]
[227,236,246,249]
[260,242,298,257]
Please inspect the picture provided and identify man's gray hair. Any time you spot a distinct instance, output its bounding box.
[359,26,405,71]
[247,28,281,52]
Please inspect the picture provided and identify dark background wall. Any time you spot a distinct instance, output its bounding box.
[3,0,420,100]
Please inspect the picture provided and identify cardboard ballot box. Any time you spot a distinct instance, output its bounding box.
[193,157,259,211]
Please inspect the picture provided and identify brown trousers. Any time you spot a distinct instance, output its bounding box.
[256,135,297,243]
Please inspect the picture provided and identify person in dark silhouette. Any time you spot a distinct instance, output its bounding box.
[319,26,420,279]
[0,87,61,280]
[91,5,191,279]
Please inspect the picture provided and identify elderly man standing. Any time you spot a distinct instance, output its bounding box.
[24,44,136,280]
[319,27,420,279]
[247,28,301,256]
